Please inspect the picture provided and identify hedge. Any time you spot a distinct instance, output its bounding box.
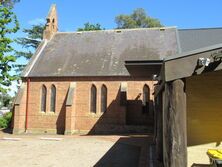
[0,112,12,128]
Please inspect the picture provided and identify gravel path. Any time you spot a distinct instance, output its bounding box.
[0,133,150,167]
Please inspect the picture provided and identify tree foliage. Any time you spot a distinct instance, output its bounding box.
[0,93,12,108]
[0,112,12,128]
[115,8,163,29]
[77,22,104,31]
[0,4,19,93]
[16,24,44,60]
[0,0,20,7]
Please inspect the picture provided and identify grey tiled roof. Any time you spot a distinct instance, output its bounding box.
[23,27,222,77]
[24,28,179,77]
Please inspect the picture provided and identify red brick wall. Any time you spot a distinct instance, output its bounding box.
[14,77,155,134]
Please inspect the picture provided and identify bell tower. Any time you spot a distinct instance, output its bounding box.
[43,4,58,40]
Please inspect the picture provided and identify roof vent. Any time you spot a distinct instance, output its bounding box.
[116,30,122,33]
[77,32,82,34]
[159,28,165,31]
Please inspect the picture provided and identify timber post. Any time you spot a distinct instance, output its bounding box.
[163,79,187,167]
[155,94,163,163]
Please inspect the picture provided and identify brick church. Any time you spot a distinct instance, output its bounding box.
[12,4,169,134]
[13,4,222,142]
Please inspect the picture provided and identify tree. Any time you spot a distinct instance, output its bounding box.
[0,111,12,128]
[14,24,44,74]
[77,22,104,31]
[0,93,13,108]
[0,0,20,7]
[115,8,163,29]
[16,24,44,60]
[0,4,19,93]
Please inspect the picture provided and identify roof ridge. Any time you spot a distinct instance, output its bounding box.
[22,40,48,77]
[55,26,177,34]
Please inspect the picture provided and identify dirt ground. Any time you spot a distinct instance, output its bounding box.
[0,131,154,167]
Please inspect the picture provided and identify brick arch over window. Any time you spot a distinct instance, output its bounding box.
[50,84,56,112]
[101,84,107,113]
[142,84,150,113]
[41,85,47,112]
[90,84,97,113]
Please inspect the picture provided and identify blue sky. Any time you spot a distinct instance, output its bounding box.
[14,0,222,32]
[7,0,222,95]
[12,0,222,62]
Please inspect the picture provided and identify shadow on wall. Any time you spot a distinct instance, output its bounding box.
[87,87,153,135]
[126,99,153,126]
[191,163,211,167]
[187,72,222,166]
[188,137,222,147]
[86,87,154,166]
[56,92,67,134]
[93,135,152,167]
[187,73,222,147]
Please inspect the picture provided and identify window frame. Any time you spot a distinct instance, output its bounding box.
[50,84,56,112]
[101,84,107,113]
[90,84,97,114]
[41,85,47,112]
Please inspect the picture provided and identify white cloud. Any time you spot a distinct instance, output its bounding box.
[28,18,45,25]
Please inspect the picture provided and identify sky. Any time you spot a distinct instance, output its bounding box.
[14,0,222,32]
[7,0,222,95]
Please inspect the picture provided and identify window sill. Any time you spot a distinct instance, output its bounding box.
[39,111,57,116]
[89,112,104,118]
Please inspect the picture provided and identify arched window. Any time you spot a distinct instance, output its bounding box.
[101,85,107,113]
[50,85,56,112]
[90,85,97,113]
[142,84,150,113]
[41,85,47,112]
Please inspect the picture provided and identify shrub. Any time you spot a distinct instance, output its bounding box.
[0,112,12,128]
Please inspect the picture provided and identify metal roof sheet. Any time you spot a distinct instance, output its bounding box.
[178,27,222,52]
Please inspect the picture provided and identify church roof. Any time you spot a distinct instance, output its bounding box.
[22,27,179,77]
[22,27,222,77]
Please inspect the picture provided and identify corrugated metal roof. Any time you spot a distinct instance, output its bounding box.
[25,27,179,77]
[178,27,222,52]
